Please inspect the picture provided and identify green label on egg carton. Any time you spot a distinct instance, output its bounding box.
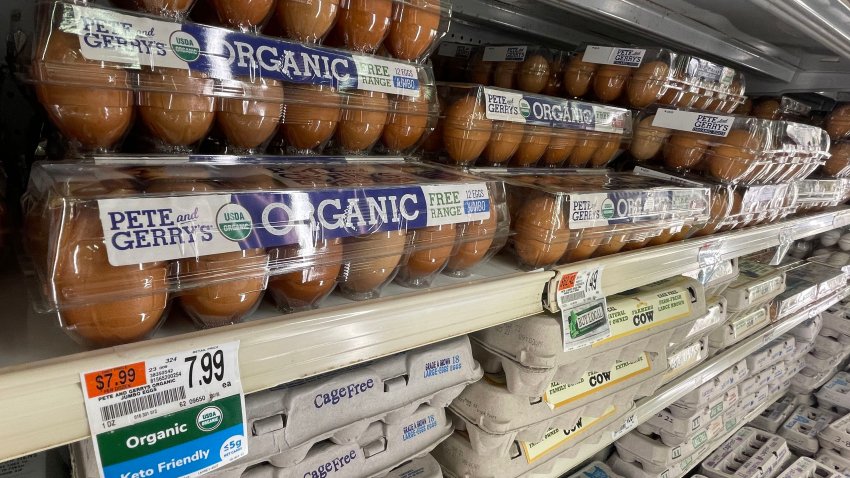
[543,353,651,408]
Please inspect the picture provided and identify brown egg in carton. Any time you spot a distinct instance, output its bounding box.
[751,96,813,122]
[21,157,509,347]
[825,103,850,142]
[432,83,633,169]
[476,169,710,270]
[464,45,569,96]
[629,107,828,185]
[820,141,850,178]
[28,1,439,157]
[431,41,473,82]
[562,45,747,113]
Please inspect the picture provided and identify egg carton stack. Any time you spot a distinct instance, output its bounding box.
[432,277,721,478]
[698,427,792,478]
[772,456,844,478]
[683,258,741,298]
[778,405,840,457]
[750,96,813,123]
[752,395,798,433]
[816,407,850,475]
[792,321,850,401]
[806,229,850,268]
[71,336,480,478]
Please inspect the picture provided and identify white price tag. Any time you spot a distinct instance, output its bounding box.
[80,342,247,478]
[557,266,604,311]
[557,267,610,352]
[582,46,646,67]
[611,413,638,441]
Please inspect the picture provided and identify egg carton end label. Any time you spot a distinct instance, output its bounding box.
[519,405,617,464]
[482,88,627,133]
[482,45,528,62]
[544,353,651,408]
[652,109,733,138]
[582,46,646,67]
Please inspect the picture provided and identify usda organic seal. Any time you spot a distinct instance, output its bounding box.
[197,406,223,432]
[217,203,253,241]
[170,31,201,62]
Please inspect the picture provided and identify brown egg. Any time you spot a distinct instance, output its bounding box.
[137,68,215,151]
[226,166,281,190]
[567,133,601,167]
[267,237,343,312]
[630,115,671,161]
[396,224,455,287]
[592,232,628,257]
[691,90,713,111]
[563,54,597,98]
[706,130,761,182]
[276,0,339,42]
[443,95,493,164]
[444,193,500,275]
[34,30,133,152]
[627,60,669,108]
[824,142,850,177]
[589,133,621,167]
[663,132,707,171]
[517,55,550,94]
[136,0,194,16]
[339,229,406,299]
[282,84,341,153]
[510,126,551,167]
[513,195,570,269]
[337,0,392,52]
[541,132,578,167]
[481,121,525,166]
[734,97,753,116]
[826,104,850,141]
[217,77,284,152]
[382,91,431,153]
[385,0,441,61]
[337,90,389,152]
[542,55,564,96]
[421,116,443,155]
[467,53,492,84]
[493,62,518,89]
[593,65,630,102]
[753,99,781,120]
[210,0,275,30]
[55,204,168,346]
[561,236,599,263]
[647,227,676,246]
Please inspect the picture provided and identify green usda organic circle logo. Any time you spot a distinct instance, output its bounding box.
[197,406,223,432]
[217,203,253,241]
[519,99,531,118]
[601,199,615,219]
[169,31,201,62]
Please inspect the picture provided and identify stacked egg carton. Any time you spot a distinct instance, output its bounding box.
[72,336,481,478]
[433,277,722,478]
[816,407,850,475]
[791,308,850,402]
[566,462,625,478]
[772,456,843,478]
[698,427,792,478]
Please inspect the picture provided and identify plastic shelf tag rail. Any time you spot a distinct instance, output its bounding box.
[558,266,609,352]
[770,226,798,266]
[80,342,246,478]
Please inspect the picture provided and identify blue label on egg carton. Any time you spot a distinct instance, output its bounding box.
[60,3,421,97]
[402,415,437,441]
[567,190,705,229]
[482,88,628,133]
[97,183,490,267]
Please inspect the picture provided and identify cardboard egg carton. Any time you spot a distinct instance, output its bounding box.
[449,352,665,456]
[737,386,772,419]
[686,298,731,345]
[794,341,817,363]
[472,277,707,396]
[674,360,749,409]
[226,336,482,470]
[792,367,838,396]
[748,335,796,375]
[817,373,850,415]
[819,326,850,347]
[609,444,711,478]
[723,260,787,313]
[806,353,846,376]
[790,316,825,344]
[814,335,850,359]
[794,262,848,301]
[780,406,840,456]
[700,427,790,478]
[818,411,850,455]
[772,377,793,397]
[639,387,739,446]
[433,405,634,478]
[387,455,444,478]
[741,363,788,399]
[663,337,710,385]
[709,304,772,352]
[793,392,819,408]
[752,395,797,433]
[566,462,624,478]
[816,449,850,477]
[776,456,844,478]
[823,310,850,339]
[771,275,819,322]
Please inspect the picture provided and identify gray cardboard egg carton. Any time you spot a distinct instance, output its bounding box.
[723,259,787,313]
[806,353,846,376]
[639,386,739,446]
[737,386,771,419]
[818,410,850,456]
[472,277,708,397]
[609,443,712,478]
[700,427,790,478]
[434,405,634,478]
[566,461,624,478]
[792,367,838,396]
[824,309,850,338]
[748,335,796,376]
[709,304,773,352]
[387,455,443,478]
[790,316,824,344]
[752,395,797,433]
[817,373,850,415]
[796,262,848,300]
[819,326,850,347]
[816,449,850,477]
[673,359,749,409]
[814,334,850,359]
[449,352,665,456]
[663,336,710,385]
[212,336,479,475]
[741,363,788,399]
[780,406,840,457]
[776,456,844,478]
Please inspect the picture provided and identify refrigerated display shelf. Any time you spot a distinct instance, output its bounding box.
[537,286,850,478]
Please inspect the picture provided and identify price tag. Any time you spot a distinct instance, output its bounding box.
[80,342,247,478]
[557,267,610,351]
[557,266,604,311]
[611,413,638,441]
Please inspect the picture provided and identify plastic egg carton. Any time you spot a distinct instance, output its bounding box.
[682,260,740,298]
[639,386,739,446]
[724,259,788,313]
[472,277,706,396]
[795,179,848,213]
[675,360,749,409]
[816,449,850,477]
[709,304,772,352]
[567,461,624,478]
[700,427,790,478]
[221,336,483,470]
[748,335,796,375]
[663,336,710,385]
[816,373,850,414]
[776,456,844,478]
[433,405,634,478]
[449,352,665,456]
[791,316,824,345]
[753,395,798,433]
[818,411,850,455]
[464,45,569,95]
[780,407,840,456]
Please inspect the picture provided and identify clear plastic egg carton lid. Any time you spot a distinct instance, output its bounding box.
[481,168,711,269]
[566,45,746,112]
[794,179,846,211]
[432,82,633,168]
[23,158,509,345]
[464,45,569,95]
[449,351,665,455]
[700,427,790,478]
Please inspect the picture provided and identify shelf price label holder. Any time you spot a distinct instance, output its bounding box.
[556,266,609,352]
[768,225,797,266]
[80,342,247,478]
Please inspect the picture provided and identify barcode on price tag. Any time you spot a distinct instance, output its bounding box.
[611,413,638,441]
[558,266,610,351]
[80,342,247,478]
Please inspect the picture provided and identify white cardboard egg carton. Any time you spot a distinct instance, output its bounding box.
[816,449,850,477]
[741,363,788,399]
[674,360,749,409]
[775,456,844,478]
[780,406,840,456]
[806,353,846,376]
[791,367,837,396]
[819,326,850,346]
[817,373,850,416]
[700,427,790,478]
[609,444,711,478]
[388,455,443,478]
[449,352,665,456]
[687,297,731,345]
[814,335,850,359]
[472,277,708,396]
[723,260,787,313]
[748,335,797,375]
[566,461,624,478]
[709,304,772,352]
[798,262,848,301]
[638,386,739,446]
[663,337,710,385]
[818,410,850,456]
[753,395,798,433]
[794,341,817,363]
[790,316,824,344]
[737,386,772,419]
[823,310,850,339]
[434,405,634,478]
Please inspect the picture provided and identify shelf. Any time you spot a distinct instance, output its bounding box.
[545,208,850,313]
[537,286,850,477]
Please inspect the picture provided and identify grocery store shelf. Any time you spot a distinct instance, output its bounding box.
[0,255,552,462]
[539,286,850,477]
[545,208,850,313]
